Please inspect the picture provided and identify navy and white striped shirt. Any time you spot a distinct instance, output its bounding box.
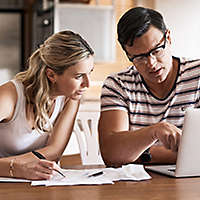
[101,57,200,131]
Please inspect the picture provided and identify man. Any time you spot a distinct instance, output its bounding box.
[98,7,200,167]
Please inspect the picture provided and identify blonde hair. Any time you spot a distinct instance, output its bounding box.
[15,30,94,133]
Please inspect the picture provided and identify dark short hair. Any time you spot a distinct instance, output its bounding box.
[117,7,167,50]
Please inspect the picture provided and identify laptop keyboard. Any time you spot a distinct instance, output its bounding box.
[168,167,176,172]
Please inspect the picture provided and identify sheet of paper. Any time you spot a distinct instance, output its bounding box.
[31,164,151,186]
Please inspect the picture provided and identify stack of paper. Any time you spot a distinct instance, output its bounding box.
[31,164,151,186]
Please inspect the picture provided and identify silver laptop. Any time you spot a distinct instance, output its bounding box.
[146,108,200,177]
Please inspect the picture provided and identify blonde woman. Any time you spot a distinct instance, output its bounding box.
[0,30,94,180]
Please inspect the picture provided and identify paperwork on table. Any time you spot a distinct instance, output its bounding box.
[31,164,151,186]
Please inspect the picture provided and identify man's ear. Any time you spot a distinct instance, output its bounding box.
[46,68,56,84]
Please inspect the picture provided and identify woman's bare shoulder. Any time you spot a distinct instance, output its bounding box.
[0,81,18,121]
[0,81,17,98]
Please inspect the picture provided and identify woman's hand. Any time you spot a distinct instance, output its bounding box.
[15,159,62,180]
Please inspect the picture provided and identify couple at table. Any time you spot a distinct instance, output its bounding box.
[0,6,199,180]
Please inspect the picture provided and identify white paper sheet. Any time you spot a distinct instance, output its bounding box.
[31,164,151,186]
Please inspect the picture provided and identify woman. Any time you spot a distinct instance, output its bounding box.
[0,30,94,180]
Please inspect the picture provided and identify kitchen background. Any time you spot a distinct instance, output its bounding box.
[0,0,200,155]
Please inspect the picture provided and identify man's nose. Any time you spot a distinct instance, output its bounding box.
[146,54,157,68]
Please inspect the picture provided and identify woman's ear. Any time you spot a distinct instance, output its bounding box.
[46,68,56,84]
[166,29,171,44]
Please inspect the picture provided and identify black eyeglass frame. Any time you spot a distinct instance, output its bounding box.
[128,32,167,63]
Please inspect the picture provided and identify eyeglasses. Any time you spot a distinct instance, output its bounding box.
[128,33,167,65]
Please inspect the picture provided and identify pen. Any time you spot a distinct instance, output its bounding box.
[32,151,66,178]
[32,150,46,159]
[88,171,104,178]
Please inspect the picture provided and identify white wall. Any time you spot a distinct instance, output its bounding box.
[136,0,200,59]
[54,2,116,63]
[155,0,200,59]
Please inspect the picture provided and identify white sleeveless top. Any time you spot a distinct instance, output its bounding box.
[0,80,65,158]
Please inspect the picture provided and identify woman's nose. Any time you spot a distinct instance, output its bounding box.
[82,74,90,88]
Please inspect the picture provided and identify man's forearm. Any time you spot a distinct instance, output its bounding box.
[149,145,177,164]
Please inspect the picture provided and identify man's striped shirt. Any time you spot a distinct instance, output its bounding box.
[101,57,200,131]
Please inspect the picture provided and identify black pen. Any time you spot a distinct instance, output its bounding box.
[32,151,65,178]
[88,171,104,178]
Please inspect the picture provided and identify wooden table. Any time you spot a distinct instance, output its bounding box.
[1,154,200,200]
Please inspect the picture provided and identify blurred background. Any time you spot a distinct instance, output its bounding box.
[1,0,200,96]
[0,0,200,154]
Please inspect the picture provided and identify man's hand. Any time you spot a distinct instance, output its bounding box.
[152,122,182,152]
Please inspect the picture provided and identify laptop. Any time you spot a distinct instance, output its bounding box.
[146,108,200,177]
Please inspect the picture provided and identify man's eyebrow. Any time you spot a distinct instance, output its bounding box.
[133,36,166,57]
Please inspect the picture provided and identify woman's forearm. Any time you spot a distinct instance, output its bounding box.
[42,99,80,161]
